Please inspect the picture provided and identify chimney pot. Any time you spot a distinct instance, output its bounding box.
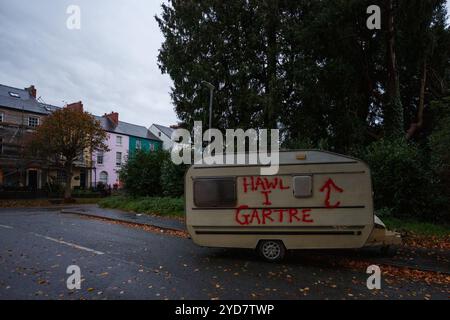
[25,85,37,99]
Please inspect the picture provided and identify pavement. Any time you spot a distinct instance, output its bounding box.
[0,206,448,300]
[60,205,186,232]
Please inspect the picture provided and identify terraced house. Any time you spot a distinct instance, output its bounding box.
[149,123,175,150]
[92,112,162,189]
[0,82,163,195]
[0,84,92,192]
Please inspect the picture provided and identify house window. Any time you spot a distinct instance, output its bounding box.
[116,152,122,166]
[97,151,104,165]
[158,132,161,137]
[28,116,39,127]
[56,170,67,184]
[99,171,108,185]
[116,136,122,146]
[150,144,155,151]
[0,113,3,122]
[136,140,142,150]
[194,178,237,208]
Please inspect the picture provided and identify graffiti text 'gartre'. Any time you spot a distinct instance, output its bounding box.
[235,206,313,226]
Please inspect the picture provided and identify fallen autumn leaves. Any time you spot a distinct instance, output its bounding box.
[81,215,449,288]
[402,233,450,251]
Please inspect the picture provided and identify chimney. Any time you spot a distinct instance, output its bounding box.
[25,85,37,99]
[66,101,84,112]
[105,112,119,126]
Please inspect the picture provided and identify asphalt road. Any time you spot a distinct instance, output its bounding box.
[0,207,448,300]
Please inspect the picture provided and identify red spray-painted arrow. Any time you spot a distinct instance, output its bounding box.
[319,178,344,208]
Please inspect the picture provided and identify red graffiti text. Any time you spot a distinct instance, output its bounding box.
[242,177,290,193]
[235,205,314,226]
[243,176,290,205]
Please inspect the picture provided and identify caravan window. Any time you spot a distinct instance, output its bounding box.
[194,178,236,207]
[293,175,313,198]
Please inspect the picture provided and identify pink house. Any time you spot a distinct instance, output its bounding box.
[92,130,129,188]
[91,112,161,188]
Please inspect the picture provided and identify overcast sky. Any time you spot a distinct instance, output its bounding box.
[0,1,449,128]
[0,0,176,127]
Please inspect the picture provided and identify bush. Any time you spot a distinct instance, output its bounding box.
[43,181,64,197]
[161,157,187,197]
[119,150,169,197]
[363,138,435,219]
[96,181,107,191]
[99,196,184,217]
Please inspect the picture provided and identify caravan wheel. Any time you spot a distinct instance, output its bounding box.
[257,240,286,262]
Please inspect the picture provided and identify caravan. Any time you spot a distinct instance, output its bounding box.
[185,150,401,261]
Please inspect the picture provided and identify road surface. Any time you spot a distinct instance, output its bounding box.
[0,207,447,299]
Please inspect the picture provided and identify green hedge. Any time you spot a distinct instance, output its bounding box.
[119,150,169,197]
[99,196,184,217]
[119,149,187,198]
[363,138,444,221]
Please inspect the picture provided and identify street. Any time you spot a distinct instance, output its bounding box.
[0,207,448,300]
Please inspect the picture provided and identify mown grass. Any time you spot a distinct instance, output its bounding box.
[99,196,184,218]
[382,216,450,238]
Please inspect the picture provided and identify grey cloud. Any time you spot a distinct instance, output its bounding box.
[0,0,176,127]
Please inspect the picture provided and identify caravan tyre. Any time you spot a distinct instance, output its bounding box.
[257,240,286,262]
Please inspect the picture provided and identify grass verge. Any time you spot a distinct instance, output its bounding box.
[99,196,184,218]
[382,216,449,238]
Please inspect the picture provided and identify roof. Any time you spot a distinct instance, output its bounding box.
[96,116,161,141]
[152,123,174,138]
[0,84,60,115]
[0,83,161,141]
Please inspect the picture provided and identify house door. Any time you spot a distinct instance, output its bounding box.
[80,171,86,189]
[28,170,38,191]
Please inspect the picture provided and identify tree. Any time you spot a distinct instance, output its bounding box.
[119,149,169,197]
[383,0,404,138]
[30,106,108,200]
[400,0,450,139]
[156,0,285,132]
[429,95,450,221]
[156,0,450,222]
[156,0,449,153]
[161,157,187,197]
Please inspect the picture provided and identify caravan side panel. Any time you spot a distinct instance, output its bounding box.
[185,151,374,250]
